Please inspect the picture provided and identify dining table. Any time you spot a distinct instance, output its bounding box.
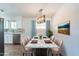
[25,38,59,56]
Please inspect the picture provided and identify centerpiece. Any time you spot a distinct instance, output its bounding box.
[39,34,43,39]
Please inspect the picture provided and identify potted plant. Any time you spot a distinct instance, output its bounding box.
[46,30,53,38]
[39,34,42,39]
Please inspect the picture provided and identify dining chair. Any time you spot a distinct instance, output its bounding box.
[21,37,33,56]
[51,39,63,56]
[50,36,55,41]
[27,36,31,40]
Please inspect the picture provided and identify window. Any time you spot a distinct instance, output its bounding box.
[11,22,16,29]
[36,22,46,29]
[4,20,17,29]
[36,22,46,35]
[4,20,9,29]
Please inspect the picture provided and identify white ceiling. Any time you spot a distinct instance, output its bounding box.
[0,3,64,17]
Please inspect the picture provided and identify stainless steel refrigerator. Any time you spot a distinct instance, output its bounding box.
[0,18,4,56]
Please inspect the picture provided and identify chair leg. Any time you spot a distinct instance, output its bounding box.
[48,49,52,56]
[47,48,52,56]
[23,52,26,56]
[23,53,24,56]
[47,48,49,56]
[32,49,35,56]
[23,52,32,56]
[59,53,63,56]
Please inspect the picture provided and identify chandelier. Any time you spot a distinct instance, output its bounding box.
[36,9,45,24]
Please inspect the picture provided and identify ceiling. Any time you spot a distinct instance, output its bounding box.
[0,3,64,17]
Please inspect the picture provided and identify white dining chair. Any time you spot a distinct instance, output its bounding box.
[27,36,31,40]
[50,36,55,41]
[51,39,63,56]
[21,36,33,56]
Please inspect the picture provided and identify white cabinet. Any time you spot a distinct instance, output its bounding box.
[4,32,13,44]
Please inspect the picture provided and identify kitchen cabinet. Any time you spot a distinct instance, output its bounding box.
[13,34,20,44]
[4,32,13,44]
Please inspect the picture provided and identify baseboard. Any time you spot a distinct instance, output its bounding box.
[13,43,20,45]
[4,43,13,45]
[4,43,21,45]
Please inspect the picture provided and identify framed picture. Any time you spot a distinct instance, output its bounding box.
[58,20,70,35]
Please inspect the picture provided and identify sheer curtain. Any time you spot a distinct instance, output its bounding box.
[46,20,50,36]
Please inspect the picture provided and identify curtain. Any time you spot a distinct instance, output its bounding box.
[31,20,36,38]
[46,20,50,36]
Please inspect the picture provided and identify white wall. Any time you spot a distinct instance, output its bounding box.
[10,16,23,28]
[52,4,79,56]
[21,17,33,38]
